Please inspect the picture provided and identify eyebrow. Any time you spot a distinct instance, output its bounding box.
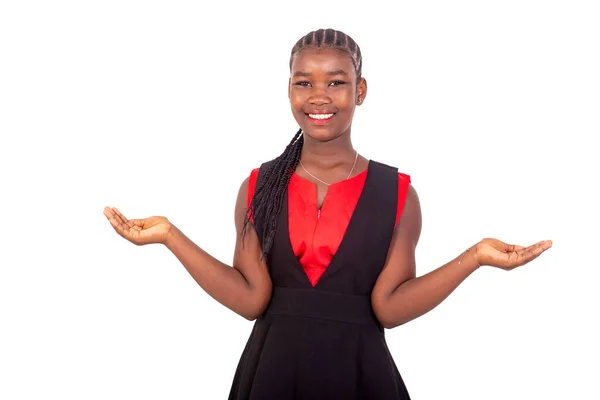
[293,69,349,78]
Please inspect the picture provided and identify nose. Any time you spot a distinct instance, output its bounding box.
[308,86,332,106]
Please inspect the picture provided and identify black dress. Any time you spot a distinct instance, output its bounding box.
[228,160,411,400]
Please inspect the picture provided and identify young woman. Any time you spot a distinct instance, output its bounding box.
[104,28,552,399]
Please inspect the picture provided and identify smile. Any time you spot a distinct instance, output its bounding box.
[307,113,334,121]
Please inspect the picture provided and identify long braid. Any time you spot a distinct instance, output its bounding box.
[242,129,303,259]
[243,28,362,259]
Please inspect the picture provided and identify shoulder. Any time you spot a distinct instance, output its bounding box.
[397,175,421,237]
[369,159,416,225]
[368,159,411,186]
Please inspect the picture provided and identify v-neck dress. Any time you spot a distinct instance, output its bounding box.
[229,160,412,400]
[247,165,411,287]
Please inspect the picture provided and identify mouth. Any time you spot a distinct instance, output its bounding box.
[306,112,335,125]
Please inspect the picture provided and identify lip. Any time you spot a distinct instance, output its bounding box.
[305,111,336,125]
[306,110,336,114]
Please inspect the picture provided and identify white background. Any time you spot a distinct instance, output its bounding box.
[1,0,599,399]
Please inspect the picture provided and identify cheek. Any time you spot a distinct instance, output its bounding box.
[289,90,305,109]
[336,85,357,104]
[335,91,355,110]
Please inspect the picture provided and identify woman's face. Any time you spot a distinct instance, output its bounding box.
[289,47,366,142]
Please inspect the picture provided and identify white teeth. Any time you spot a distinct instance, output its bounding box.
[308,113,334,120]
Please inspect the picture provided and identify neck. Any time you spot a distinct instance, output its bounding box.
[300,131,356,168]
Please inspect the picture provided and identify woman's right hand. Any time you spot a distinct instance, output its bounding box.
[103,206,173,246]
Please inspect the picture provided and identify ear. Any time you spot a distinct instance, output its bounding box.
[356,77,367,106]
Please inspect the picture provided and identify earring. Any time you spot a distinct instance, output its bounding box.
[357,97,363,104]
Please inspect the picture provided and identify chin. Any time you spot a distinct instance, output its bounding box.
[302,127,342,142]
[303,129,339,142]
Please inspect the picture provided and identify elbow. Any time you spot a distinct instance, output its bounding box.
[378,313,408,330]
[240,303,264,321]
[240,306,262,321]
[373,306,396,330]
[372,299,405,330]
[381,319,405,330]
[242,313,259,322]
[379,319,393,330]
[240,290,272,321]
[378,315,400,330]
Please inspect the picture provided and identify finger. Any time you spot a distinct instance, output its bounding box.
[108,216,128,238]
[103,206,118,220]
[114,221,141,243]
[515,241,552,264]
[105,211,137,241]
[104,209,121,229]
[484,238,506,247]
[517,240,552,257]
[485,239,523,254]
[498,241,548,269]
[107,214,127,233]
[112,208,137,230]
[130,219,145,228]
[112,207,129,223]
[112,208,143,230]
[106,208,126,225]
[505,244,525,252]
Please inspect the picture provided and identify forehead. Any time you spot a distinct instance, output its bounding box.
[291,47,356,77]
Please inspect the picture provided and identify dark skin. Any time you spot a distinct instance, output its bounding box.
[289,47,368,207]
[103,47,552,327]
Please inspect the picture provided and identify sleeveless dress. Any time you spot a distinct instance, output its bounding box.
[228,160,412,400]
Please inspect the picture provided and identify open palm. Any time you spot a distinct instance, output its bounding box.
[103,206,172,246]
[477,238,553,270]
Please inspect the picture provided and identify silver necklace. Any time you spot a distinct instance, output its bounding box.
[299,151,359,187]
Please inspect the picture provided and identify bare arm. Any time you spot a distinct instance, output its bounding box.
[371,184,552,329]
[164,177,272,320]
[371,184,480,329]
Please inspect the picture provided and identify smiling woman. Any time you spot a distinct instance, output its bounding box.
[104,28,552,400]
[289,47,364,136]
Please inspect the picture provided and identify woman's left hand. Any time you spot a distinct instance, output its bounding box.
[476,238,553,270]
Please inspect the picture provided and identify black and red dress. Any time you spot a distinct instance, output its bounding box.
[228,159,412,399]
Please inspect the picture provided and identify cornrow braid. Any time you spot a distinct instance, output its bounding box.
[243,29,362,259]
[290,28,363,81]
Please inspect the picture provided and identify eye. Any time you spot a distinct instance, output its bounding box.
[329,80,346,86]
[295,81,311,87]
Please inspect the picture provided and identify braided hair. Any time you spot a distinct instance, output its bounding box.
[242,28,363,259]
